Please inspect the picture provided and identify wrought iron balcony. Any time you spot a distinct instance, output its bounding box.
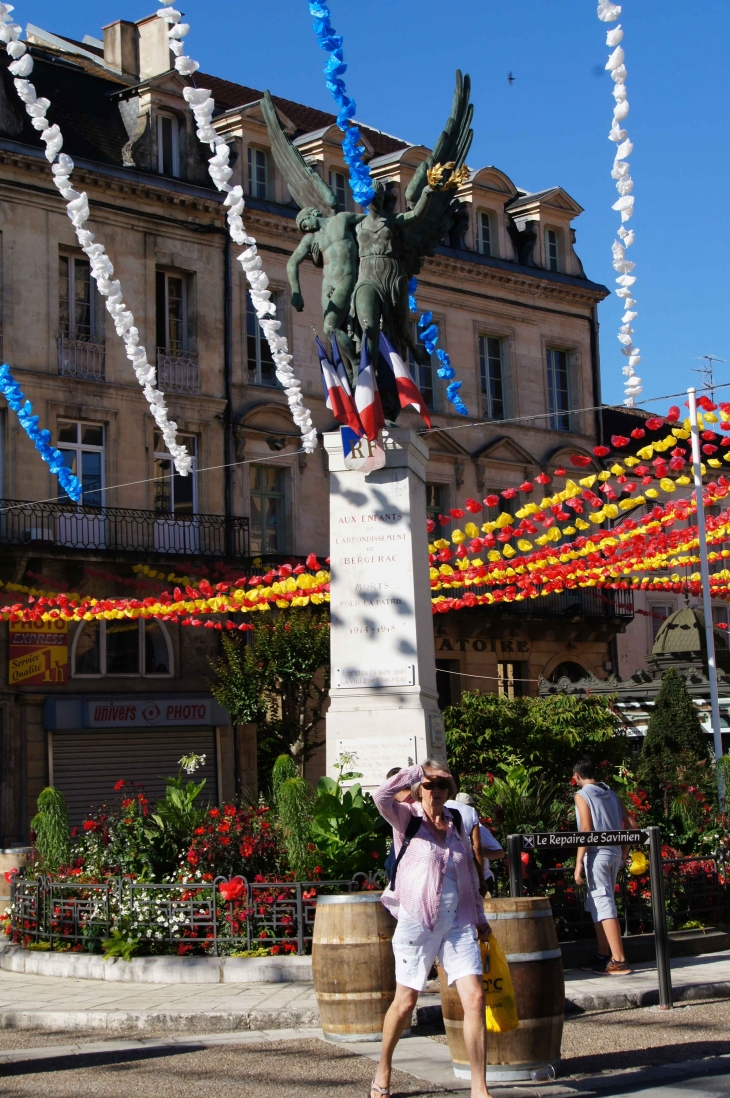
[157,349,200,395]
[0,498,249,559]
[477,587,634,622]
[57,335,106,382]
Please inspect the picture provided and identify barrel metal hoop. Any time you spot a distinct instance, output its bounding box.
[316,894,383,905]
[316,990,395,1001]
[314,936,391,945]
[516,1013,565,1029]
[504,948,562,962]
[484,909,553,920]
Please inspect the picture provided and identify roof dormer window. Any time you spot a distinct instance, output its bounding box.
[248,147,269,200]
[329,169,347,209]
[545,228,560,272]
[477,211,492,256]
[157,112,180,178]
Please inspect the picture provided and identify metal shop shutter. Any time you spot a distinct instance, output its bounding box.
[51,728,218,826]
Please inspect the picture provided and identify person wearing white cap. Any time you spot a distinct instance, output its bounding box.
[446,792,505,895]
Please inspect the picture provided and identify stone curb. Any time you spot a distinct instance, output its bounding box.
[0,944,313,984]
[565,978,730,1014]
[0,1000,442,1035]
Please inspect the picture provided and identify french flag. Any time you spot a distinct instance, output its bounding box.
[378,331,432,428]
[317,336,362,434]
[354,337,384,442]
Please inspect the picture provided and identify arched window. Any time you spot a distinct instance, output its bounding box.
[548,661,587,684]
[545,228,560,272]
[72,619,173,678]
[476,211,492,256]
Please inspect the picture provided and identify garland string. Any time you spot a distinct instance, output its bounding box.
[154,3,318,453]
[598,0,641,406]
[0,364,81,501]
[0,3,193,475]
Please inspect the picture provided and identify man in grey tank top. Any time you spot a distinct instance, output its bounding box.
[573,757,636,976]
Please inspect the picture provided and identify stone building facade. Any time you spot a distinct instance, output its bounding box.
[0,13,631,839]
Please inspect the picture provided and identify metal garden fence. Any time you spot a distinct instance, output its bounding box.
[9,873,383,956]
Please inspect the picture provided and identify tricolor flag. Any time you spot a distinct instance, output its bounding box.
[317,336,362,434]
[378,332,432,428]
[354,337,384,442]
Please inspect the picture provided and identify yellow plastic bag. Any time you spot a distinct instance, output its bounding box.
[481,935,519,1033]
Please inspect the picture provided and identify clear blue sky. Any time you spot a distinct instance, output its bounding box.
[23,0,730,409]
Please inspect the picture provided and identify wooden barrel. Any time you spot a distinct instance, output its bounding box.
[312,892,397,1043]
[438,897,564,1083]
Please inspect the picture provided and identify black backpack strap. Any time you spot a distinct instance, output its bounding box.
[388,814,422,890]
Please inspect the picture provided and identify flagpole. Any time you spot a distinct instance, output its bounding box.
[688,386,725,805]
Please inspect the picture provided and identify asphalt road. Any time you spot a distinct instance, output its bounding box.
[0,1038,443,1098]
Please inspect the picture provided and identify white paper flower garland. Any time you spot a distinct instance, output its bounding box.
[1,2,193,474]
[154,3,318,453]
[599,0,641,407]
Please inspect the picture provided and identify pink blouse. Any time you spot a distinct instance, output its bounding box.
[373,764,488,933]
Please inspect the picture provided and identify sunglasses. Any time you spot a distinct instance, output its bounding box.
[421,779,450,791]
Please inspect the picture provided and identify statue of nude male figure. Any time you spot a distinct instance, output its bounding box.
[287,207,364,387]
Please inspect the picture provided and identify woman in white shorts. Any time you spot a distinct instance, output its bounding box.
[370,760,492,1098]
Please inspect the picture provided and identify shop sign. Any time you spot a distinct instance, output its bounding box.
[436,636,532,657]
[86,698,213,728]
[8,620,68,685]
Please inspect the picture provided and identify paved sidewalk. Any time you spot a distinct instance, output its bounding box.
[0,950,727,1033]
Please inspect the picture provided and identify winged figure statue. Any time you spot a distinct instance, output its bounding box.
[262,73,473,420]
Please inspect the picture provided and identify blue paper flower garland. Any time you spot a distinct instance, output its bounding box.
[0,365,82,501]
[408,279,469,416]
[308,2,375,208]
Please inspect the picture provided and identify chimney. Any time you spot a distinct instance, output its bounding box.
[136,13,173,81]
[103,19,139,78]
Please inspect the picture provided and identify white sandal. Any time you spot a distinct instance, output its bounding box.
[370,1083,390,1097]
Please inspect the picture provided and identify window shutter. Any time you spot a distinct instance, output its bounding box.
[501,339,515,420]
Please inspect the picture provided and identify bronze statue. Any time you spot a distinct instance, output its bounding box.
[261,73,474,418]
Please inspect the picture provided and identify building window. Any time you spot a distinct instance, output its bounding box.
[59,255,102,341]
[250,465,287,554]
[548,661,587,684]
[546,348,571,431]
[426,482,449,530]
[329,169,347,209]
[479,335,504,420]
[157,112,180,178]
[649,603,674,644]
[545,228,560,272]
[436,659,461,710]
[498,660,527,699]
[57,421,104,506]
[72,619,173,678]
[154,433,197,516]
[248,147,269,199]
[156,271,190,354]
[247,292,279,387]
[477,211,492,256]
[408,321,436,411]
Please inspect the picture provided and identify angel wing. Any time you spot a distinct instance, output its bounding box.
[261,90,341,217]
[405,71,473,210]
[399,71,474,281]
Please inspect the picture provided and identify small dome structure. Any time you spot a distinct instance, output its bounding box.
[652,607,728,656]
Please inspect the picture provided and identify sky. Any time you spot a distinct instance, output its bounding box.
[20,0,730,410]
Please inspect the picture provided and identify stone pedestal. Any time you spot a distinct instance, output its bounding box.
[324,428,445,789]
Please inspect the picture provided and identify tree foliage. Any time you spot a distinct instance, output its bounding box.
[476,760,573,841]
[445,691,626,785]
[31,787,71,872]
[637,669,713,818]
[272,754,315,879]
[210,610,330,783]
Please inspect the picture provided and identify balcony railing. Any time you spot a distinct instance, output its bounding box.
[57,335,106,382]
[157,349,200,395]
[0,498,249,558]
[480,587,634,621]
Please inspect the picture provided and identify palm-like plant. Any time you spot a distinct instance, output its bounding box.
[475,759,572,842]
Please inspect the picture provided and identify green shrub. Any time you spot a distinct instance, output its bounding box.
[31,788,71,871]
[445,691,626,787]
